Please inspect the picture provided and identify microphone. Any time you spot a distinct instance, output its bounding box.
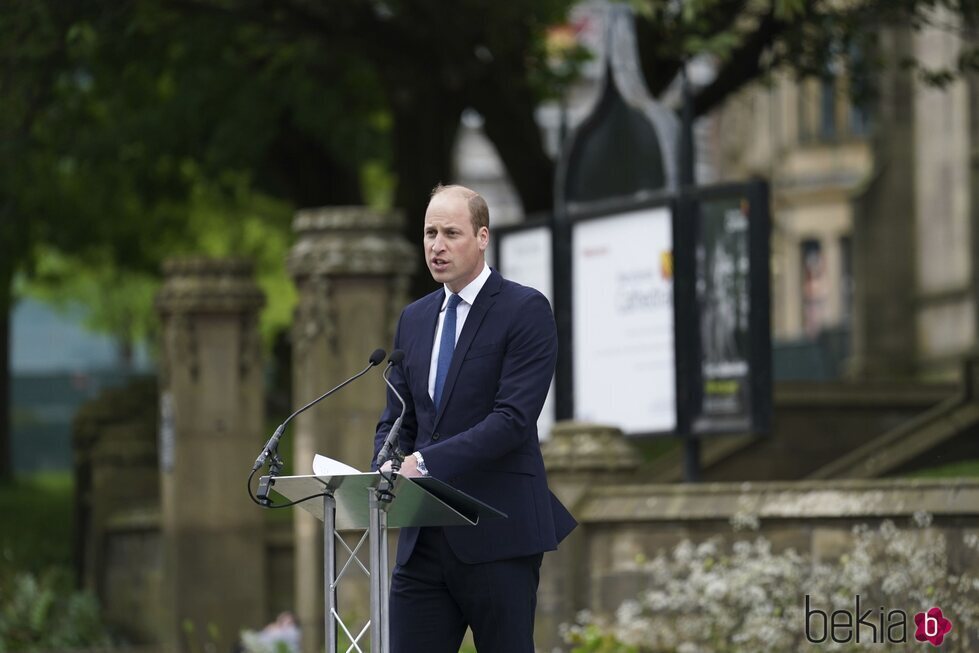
[252,348,386,472]
[375,349,407,468]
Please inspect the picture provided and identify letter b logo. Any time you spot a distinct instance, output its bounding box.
[915,607,952,646]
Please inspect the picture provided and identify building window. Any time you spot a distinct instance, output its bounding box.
[840,235,853,327]
[820,78,837,140]
[801,239,826,338]
[798,76,871,142]
[849,103,869,137]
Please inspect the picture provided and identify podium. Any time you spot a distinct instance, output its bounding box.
[268,472,505,653]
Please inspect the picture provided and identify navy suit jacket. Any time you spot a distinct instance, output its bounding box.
[373,269,577,566]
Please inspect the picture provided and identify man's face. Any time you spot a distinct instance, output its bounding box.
[424,192,488,293]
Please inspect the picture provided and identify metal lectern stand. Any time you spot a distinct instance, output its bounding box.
[268,472,505,653]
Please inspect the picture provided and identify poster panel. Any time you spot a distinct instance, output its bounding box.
[497,227,556,439]
[692,196,753,432]
[572,207,676,434]
[498,227,553,301]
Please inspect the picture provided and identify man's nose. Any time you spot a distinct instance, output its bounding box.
[431,234,445,252]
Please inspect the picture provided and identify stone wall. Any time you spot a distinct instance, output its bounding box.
[73,377,161,644]
[539,475,979,651]
[89,514,295,651]
[84,413,979,651]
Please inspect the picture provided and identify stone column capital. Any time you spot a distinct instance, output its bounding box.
[288,206,416,280]
[543,421,642,474]
[155,258,265,315]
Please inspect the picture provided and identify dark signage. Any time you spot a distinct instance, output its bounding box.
[687,183,771,435]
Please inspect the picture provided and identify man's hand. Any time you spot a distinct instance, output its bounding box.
[380,455,423,478]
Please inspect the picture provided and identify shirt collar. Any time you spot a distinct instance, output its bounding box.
[441,262,490,309]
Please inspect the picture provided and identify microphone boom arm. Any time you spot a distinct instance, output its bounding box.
[253,349,386,472]
[376,352,408,470]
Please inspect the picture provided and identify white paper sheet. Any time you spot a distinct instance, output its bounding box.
[312,453,363,476]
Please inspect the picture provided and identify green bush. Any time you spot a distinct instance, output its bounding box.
[0,568,111,652]
[563,515,979,652]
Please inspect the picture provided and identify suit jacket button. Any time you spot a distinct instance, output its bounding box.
[432,431,440,441]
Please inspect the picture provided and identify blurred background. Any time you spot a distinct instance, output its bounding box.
[2,0,979,652]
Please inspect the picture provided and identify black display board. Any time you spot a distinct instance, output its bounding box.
[685,181,771,435]
[495,180,771,438]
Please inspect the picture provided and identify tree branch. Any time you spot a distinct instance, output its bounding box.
[638,0,751,97]
[691,9,787,117]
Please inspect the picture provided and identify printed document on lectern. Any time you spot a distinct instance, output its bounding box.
[312,454,362,476]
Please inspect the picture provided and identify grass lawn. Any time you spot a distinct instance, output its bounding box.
[906,458,979,479]
[0,473,114,650]
[0,472,75,577]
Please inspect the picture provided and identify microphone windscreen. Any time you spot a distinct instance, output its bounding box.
[389,350,405,365]
[369,348,387,366]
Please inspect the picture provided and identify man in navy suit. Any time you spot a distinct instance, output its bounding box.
[374,184,576,653]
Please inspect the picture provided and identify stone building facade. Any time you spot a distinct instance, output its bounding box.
[710,15,979,381]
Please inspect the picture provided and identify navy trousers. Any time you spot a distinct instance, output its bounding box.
[388,527,543,653]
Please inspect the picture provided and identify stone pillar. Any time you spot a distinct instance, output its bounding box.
[851,27,918,379]
[288,207,415,653]
[155,258,267,653]
[911,9,975,379]
[972,65,979,344]
[537,421,641,652]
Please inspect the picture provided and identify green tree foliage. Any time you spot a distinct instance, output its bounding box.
[25,172,296,365]
[0,1,124,480]
[177,171,297,348]
[631,0,979,114]
[3,0,978,482]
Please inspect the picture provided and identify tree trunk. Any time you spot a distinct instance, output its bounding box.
[473,69,556,216]
[258,112,364,207]
[0,263,12,482]
[386,73,466,299]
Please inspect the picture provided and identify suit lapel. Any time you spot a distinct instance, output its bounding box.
[415,290,443,412]
[434,271,502,427]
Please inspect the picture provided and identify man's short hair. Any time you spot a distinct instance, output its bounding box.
[431,184,489,234]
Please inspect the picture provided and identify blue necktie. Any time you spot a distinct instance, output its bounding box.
[433,293,462,409]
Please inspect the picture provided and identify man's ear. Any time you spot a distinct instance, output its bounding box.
[478,226,489,250]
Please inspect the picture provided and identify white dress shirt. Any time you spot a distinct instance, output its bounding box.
[427,262,492,401]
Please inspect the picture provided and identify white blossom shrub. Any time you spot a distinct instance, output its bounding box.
[562,516,979,653]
